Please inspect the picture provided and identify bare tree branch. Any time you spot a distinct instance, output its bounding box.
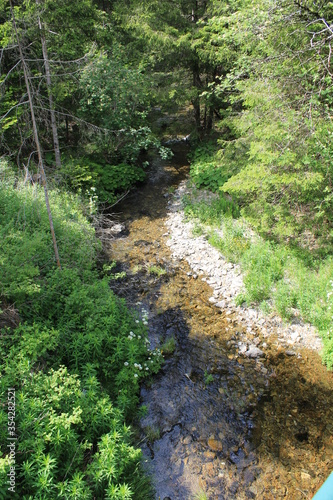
[0,99,29,122]
[9,0,61,270]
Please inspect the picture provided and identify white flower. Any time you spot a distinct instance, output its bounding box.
[124,362,129,366]
[138,335,141,339]
[134,374,138,378]
[146,367,149,371]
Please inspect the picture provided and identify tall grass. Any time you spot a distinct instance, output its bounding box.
[0,176,159,497]
[183,194,333,369]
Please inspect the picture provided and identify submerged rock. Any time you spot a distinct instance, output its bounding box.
[245,346,264,358]
[208,438,223,452]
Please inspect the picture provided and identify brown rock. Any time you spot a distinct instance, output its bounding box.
[208,438,223,451]
[202,462,215,477]
[182,435,192,445]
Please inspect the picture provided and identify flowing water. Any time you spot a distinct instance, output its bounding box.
[107,145,333,500]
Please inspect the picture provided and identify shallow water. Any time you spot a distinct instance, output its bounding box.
[107,145,333,500]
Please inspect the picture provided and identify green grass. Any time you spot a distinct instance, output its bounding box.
[144,425,161,443]
[183,191,333,369]
[161,336,176,355]
[204,371,214,386]
[192,223,204,237]
[148,265,167,277]
[184,192,240,225]
[193,490,208,500]
[208,222,250,263]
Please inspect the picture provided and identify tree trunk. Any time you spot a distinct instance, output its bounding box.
[206,68,217,132]
[36,0,62,168]
[192,62,202,133]
[206,106,213,131]
[10,0,61,269]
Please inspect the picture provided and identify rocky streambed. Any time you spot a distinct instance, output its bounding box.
[164,180,323,357]
[107,144,333,500]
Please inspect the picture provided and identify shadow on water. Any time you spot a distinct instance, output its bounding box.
[107,144,333,500]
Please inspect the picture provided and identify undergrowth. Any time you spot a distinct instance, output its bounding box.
[184,144,333,369]
[0,176,160,498]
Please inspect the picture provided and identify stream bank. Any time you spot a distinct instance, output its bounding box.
[106,144,333,500]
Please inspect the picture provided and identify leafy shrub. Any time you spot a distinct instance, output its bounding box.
[93,162,146,204]
[23,267,163,415]
[0,181,161,497]
[189,142,231,192]
[59,159,146,204]
[0,359,148,498]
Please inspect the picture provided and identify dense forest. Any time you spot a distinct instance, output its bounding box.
[1,0,333,497]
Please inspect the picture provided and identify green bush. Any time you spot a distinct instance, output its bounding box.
[189,142,231,192]
[29,268,163,414]
[0,360,148,499]
[59,158,146,204]
[0,182,160,497]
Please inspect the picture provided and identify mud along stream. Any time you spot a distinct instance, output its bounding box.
[105,145,333,500]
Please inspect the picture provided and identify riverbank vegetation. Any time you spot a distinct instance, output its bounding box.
[0,164,162,498]
[180,0,333,369]
[184,184,333,369]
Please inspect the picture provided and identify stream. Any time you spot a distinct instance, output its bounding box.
[106,144,333,500]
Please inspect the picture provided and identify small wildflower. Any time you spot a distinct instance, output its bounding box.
[134,374,138,378]
[138,335,141,339]
[135,320,140,324]
[124,362,129,366]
